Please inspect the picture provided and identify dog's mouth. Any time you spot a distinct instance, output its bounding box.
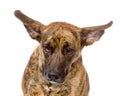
[45,77,65,84]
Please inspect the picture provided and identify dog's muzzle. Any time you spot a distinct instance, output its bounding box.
[47,72,65,83]
[43,71,67,84]
[42,65,68,84]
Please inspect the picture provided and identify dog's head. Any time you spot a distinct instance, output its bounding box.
[15,10,112,84]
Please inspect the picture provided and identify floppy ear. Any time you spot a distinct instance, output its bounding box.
[80,21,113,46]
[14,10,45,42]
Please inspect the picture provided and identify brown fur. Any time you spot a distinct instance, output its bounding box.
[14,10,113,96]
[22,46,89,96]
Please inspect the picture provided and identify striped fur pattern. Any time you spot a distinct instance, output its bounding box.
[14,10,112,96]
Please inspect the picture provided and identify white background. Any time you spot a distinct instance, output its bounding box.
[0,0,119,96]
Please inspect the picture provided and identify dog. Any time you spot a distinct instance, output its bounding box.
[14,10,113,96]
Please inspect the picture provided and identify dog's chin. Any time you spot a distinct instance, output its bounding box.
[47,79,65,85]
[49,81,60,85]
[42,76,64,85]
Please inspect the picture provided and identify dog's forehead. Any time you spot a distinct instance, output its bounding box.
[42,22,80,43]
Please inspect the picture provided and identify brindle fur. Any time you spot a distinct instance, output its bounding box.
[14,10,113,96]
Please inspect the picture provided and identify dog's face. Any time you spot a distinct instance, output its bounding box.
[41,23,81,83]
[14,10,113,84]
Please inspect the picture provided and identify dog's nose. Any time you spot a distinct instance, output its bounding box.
[48,73,59,82]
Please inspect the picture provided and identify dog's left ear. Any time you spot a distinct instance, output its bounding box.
[80,21,113,46]
[14,10,45,42]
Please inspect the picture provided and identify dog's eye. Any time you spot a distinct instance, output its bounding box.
[43,44,54,54]
[64,47,74,55]
[63,44,75,56]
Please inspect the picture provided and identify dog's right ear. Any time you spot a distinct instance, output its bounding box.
[14,10,45,42]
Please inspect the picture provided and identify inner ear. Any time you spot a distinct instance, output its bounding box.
[81,29,104,46]
[24,24,41,40]
[14,10,45,42]
[80,21,113,46]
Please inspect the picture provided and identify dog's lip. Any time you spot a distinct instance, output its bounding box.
[42,75,65,84]
[48,79,65,85]
[49,81,60,85]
